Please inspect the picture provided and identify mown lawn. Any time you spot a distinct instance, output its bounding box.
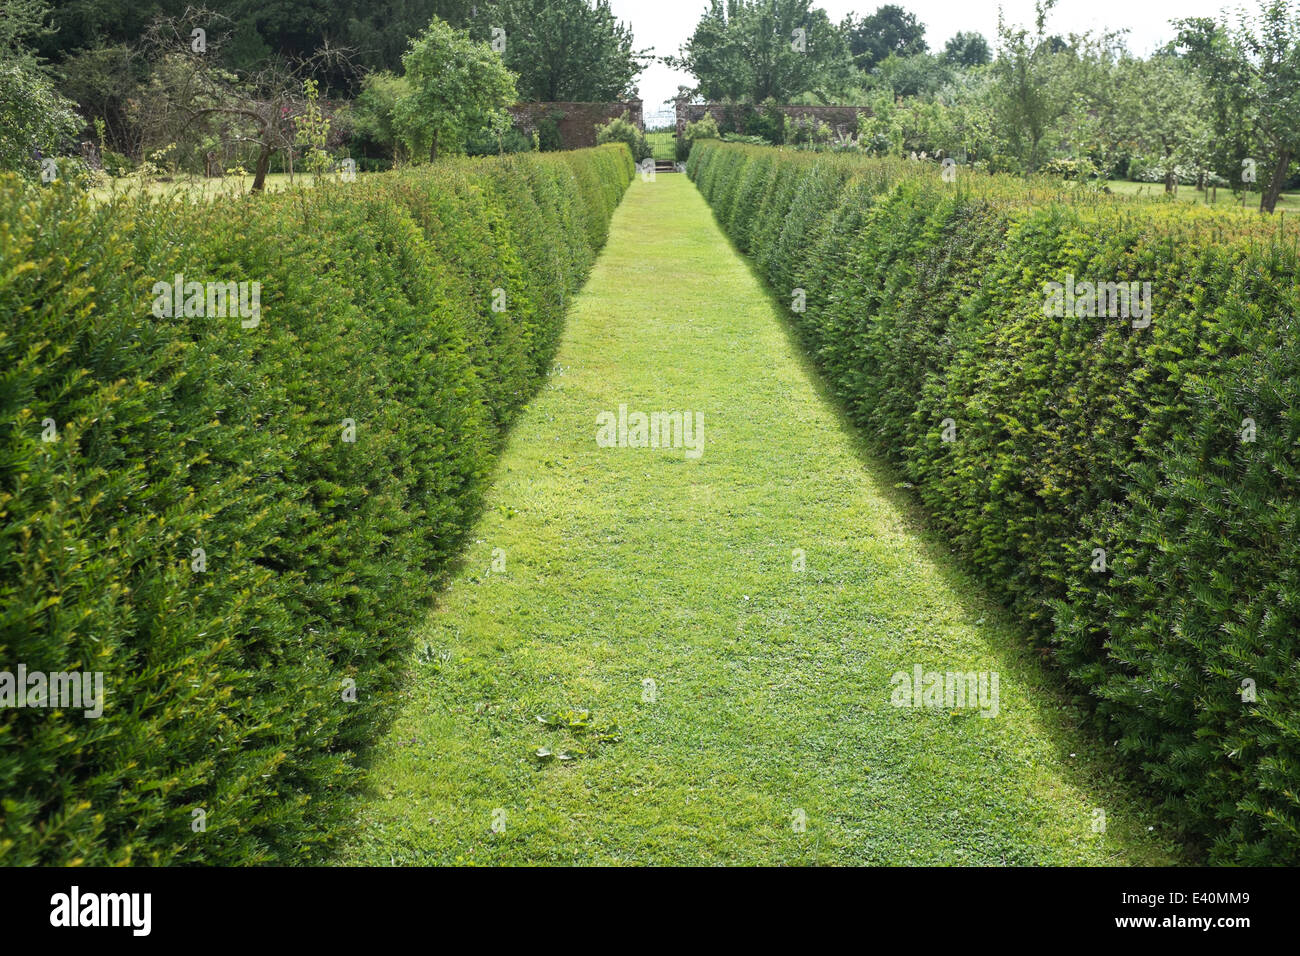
[338,173,1184,866]
[646,130,676,161]
[89,171,325,202]
[1105,177,1300,210]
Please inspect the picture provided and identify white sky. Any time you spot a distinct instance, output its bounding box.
[607,0,1238,117]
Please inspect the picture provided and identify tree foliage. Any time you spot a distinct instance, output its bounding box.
[841,4,927,73]
[943,31,990,68]
[667,0,853,104]
[1177,0,1300,212]
[473,0,648,102]
[394,16,517,160]
[0,0,84,178]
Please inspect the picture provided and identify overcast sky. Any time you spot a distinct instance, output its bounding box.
[607,0,1239,119]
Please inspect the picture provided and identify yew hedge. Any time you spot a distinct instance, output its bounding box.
[690,141,1300,864]
[0,144,633,864]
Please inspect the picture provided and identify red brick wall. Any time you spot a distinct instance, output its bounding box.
[508,101,643,150]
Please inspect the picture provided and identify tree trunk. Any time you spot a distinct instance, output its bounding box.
[1260,149,1292,214]
[429,131,439,163]
[1164,145,1176,194]
[251,143,272,193]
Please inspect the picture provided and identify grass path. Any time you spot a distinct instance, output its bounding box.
[338,175,1183,865]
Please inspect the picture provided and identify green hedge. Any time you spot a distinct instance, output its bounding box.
[0,144,633,865]
[690,141,1300,864]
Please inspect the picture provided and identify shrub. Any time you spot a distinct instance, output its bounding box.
[689,140,1300,864]
[537,111,565,152]
[0,65,85,181]
[784,115,832,147]
[0,143,634,865]
[595,111,651,163]
[1041,157,1099,181]
[465,125,535,157]
[100,149,135,177]
[678,114,719,161]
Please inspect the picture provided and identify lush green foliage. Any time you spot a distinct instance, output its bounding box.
[0,1,83,180]
[666,0,854,103]
[1177,0,1300,212]
[842,4,927,71]
[689,141,1300,863]
[0,143,633,865]
[32,1,480,78]
[350,71,412,163]
[470,0,649,101]
[677,114,721,161]
[595,111,652,163]
[943,31,991,68]
[394,17,518,161]
[0,64,83,180]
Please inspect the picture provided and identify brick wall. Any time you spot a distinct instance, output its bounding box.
[508,100,643,150]
[674,101,870,141]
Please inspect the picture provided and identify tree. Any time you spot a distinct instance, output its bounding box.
[1177,0,1300,213]
[1109,54,1210,193]
[340,2,480,76]
[0,65,83,178]
[667,0,854,104]
[394,16,517,161]
[868,51,953,97]
[595,111,651,161]
[842,4,927,73]
[129,12,354,191]
[351,70,411,161]
[943,31,991,67]
[56,43,142,156]
[989,0,1104,173]
[32,2,480,90]
[0,0,56,68]
[473,0,649,101]
[0,0,83,179]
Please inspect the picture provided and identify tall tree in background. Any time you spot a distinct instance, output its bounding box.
[1178,0,1300,213]
[867,50,953,96]
[36,1,478,79]
[841,4,926,73]
[473,0,648,101]
[128,12,354,191]
[668,0,853,103]
[943,31,990,68]
[339,1,479,76]
[1111,53,1211,193]
[0,0,83,178]
[2,0,57,67]
[989,0,1080,172]
[394,16,516,160]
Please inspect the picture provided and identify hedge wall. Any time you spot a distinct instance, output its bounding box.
[689,141,1300,864]
[0,144,634,864]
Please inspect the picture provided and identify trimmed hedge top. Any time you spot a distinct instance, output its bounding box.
[690,141,1300,864]
[0,144,634,864]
